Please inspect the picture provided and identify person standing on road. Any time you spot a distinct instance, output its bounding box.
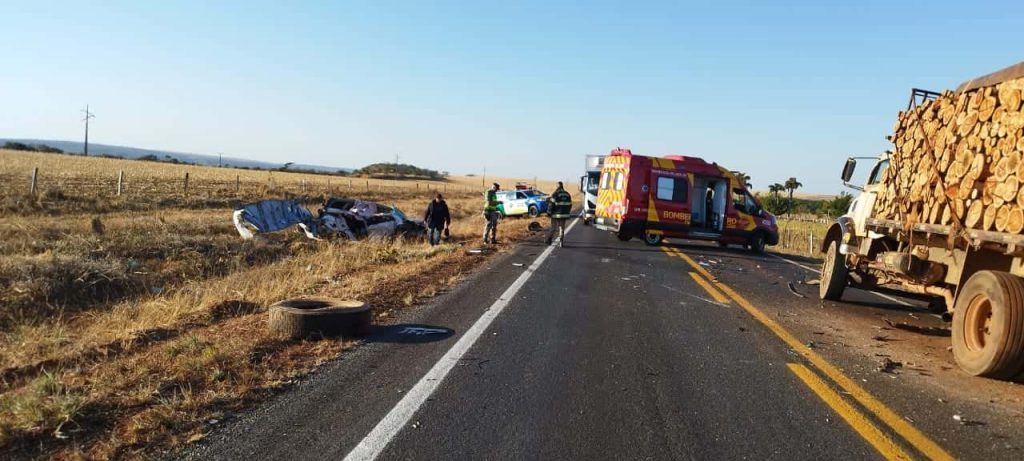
[546,181,572,246]
[483,182,501,244]
[424,193,451,246]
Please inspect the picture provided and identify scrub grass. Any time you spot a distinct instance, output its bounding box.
[771,218,831,259]
[0,149,550,459]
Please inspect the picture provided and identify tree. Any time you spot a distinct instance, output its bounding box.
[281,162,295,171]
[824,192,853,217]
[784,177,803,215]
[733,171,752,188]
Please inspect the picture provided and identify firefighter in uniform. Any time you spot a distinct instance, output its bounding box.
[547,181,573,246]
[483,182,501,244]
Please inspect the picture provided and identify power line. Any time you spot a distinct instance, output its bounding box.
[81,105,95,156]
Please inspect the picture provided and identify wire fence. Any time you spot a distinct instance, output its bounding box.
[3,167,483,200]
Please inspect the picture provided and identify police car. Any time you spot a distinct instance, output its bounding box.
[496,189,549,217]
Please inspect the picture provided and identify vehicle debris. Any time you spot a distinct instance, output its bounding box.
[233,197,426,241]
[953,414,985,426]
[883,318,951,337]
[877,358,902,374]
[786,282,806,298]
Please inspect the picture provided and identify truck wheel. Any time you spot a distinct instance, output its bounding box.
[748,232,766,253]
[528,205,539,217]
[616,232,631,242]
[268,298,372,340]
[643,232,663,246]
[819,239,847,301]
[952,270,1024,379]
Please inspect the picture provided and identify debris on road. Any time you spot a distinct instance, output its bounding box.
[804,279,821,286]
[512,263,525,267]
[877,357,903,374]
[528,221,544,232]
[953,414,985,426]
[786,282,806,298]
[883,319,951,337]
[233,198,426,241]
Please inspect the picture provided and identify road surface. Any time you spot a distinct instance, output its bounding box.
[184,220,1024,460]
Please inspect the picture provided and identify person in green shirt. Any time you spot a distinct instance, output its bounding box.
[483,183,501,244]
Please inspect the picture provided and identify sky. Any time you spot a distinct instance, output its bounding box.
[2,0,1023,194]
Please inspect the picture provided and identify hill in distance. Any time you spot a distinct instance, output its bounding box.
[0,138,353,174]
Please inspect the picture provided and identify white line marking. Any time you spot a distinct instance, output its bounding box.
[344,218,580,460]
[768,253,913,307]
[769,253,820,274]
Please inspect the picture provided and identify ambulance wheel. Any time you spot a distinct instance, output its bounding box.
[952,271,1024,379]
[748,232,766,253]
[528,205,539,217]
[643,232,663,246]
[616,232,631,242]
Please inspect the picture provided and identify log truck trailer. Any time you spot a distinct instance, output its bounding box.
[821,63,1024,379]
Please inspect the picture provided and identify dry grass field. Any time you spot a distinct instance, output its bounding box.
[772,218,831,259]
[0,149,566,458]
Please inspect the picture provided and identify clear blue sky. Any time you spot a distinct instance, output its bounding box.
[2,0,1022,193]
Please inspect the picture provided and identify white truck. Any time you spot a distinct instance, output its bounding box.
[820,65,1024,379]
[579,155,605,225]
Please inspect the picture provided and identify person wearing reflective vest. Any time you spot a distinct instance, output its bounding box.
[483,182,501,244]
[546,181,572,246]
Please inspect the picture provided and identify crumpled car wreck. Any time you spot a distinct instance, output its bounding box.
[233,198,426,241]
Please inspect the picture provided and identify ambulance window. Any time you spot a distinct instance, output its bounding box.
[656,176,688,202]
[515,192,527,200]
[600,172,611,190]
[614,172,624,191]
[733,187,757,214]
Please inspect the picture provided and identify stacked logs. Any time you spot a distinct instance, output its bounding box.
[876,78,1024,234]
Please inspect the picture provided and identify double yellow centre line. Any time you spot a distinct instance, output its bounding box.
[661,246,953,461]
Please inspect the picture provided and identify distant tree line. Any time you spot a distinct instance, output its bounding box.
[3,141,65,154]
[353,162,445,180]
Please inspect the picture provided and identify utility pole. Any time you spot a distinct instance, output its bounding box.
[218,152,223,167]
[82,105,95,156]
[482,166,486,188]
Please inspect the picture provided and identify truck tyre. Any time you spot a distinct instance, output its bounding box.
[952,271,1024,379]
[820,239,848,301]
[748,232,766,253]
[616,232,631,242]
[268,298,372,340]
[528,205,539,217]
[643,232,663,246]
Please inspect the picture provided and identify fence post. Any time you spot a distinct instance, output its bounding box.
[117,170,124,196]
[302,179,306,193]
[236,175,240,192]
[184,172,190,194]
[809,231,814,256]
[366,179,369,191]
[30,167,38,196]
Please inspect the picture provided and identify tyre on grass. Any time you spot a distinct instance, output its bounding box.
[268,297,373,340]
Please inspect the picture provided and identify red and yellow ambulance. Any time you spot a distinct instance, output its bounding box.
[594,148,779,252]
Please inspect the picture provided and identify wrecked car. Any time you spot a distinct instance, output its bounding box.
[233,198,426,241]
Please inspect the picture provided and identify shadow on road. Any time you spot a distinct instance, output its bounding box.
[365,324,455,344]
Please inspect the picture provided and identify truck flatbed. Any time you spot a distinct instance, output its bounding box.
[865,217,1024,248]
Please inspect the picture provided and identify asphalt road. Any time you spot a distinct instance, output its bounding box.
[185,220,1024,460]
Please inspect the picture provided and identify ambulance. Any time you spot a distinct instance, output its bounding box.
[593,148,779,252]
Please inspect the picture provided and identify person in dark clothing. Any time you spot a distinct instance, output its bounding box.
[424,193,451,246]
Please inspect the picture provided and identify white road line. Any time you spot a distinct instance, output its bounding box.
[768,253,821,274]
[344,218,580,461]
[768,253,913,307]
